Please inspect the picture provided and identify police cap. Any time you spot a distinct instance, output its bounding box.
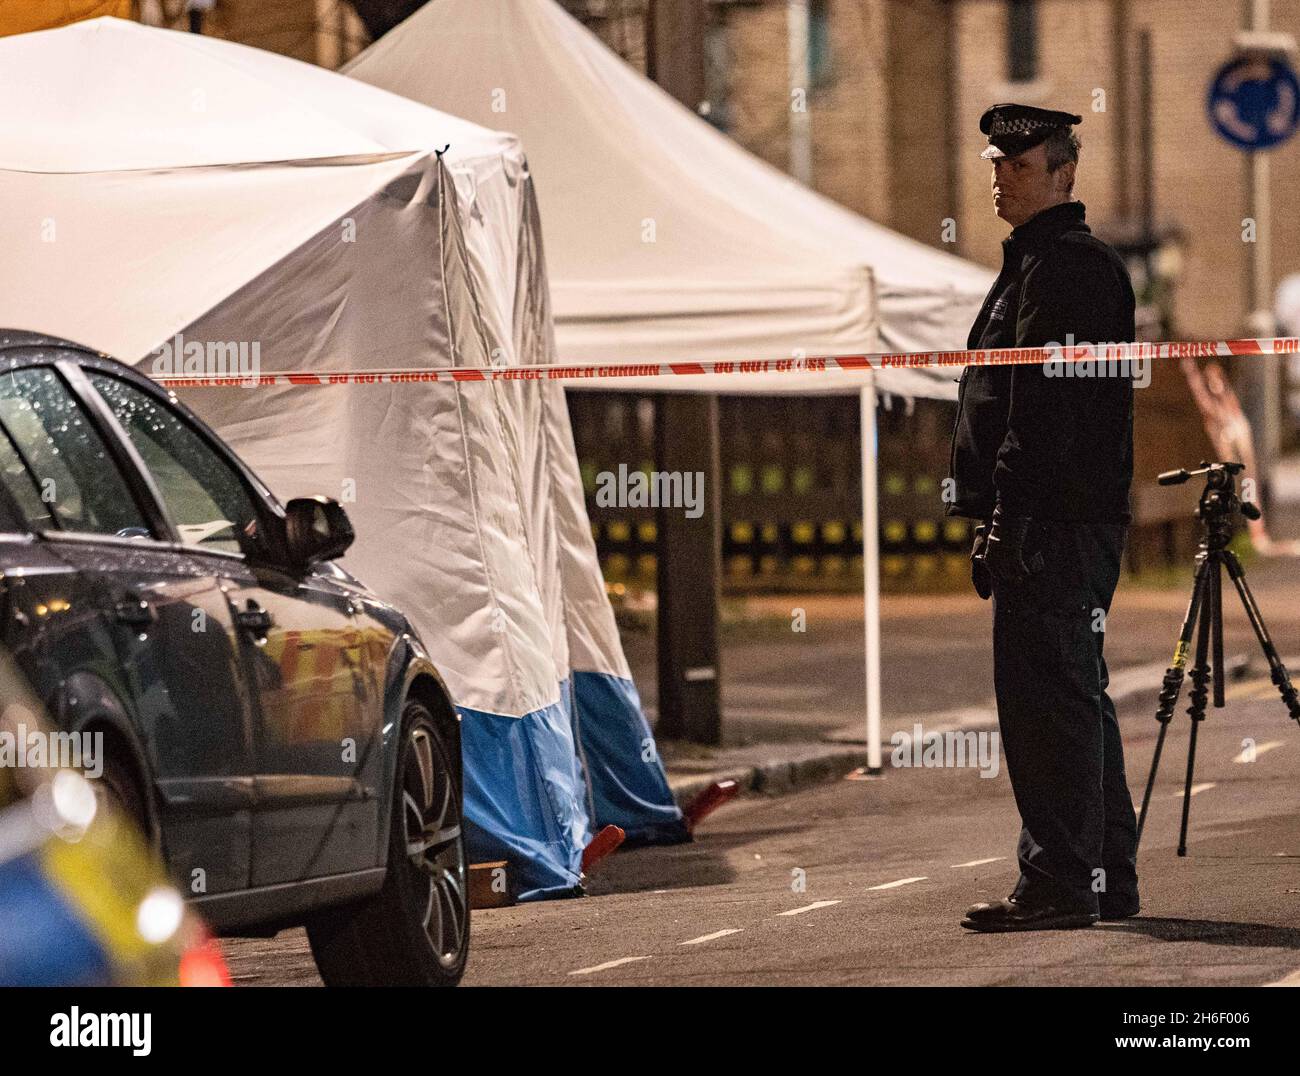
[979,103,1082,160]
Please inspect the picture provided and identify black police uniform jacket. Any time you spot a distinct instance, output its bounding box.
[947,200,1136,523]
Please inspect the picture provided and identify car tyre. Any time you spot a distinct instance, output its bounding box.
[89,746,149,838]
[306,700,469,986]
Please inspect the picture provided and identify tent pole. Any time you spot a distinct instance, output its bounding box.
[861,374,883,773]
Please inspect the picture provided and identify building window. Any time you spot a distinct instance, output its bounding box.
[702,10,732,131]
[1006,0,1039,83]
[809,0,833,90]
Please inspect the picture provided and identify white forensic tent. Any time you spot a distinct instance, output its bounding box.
[345,0,998,763]
[345,0,995,395]
[0,16,688,900]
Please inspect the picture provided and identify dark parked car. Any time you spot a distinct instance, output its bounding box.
[0,331,468,986]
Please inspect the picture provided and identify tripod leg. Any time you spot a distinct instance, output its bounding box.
[1179,561,1215,857]
[1179,718,1201,858]
[1137,724,1167,849]
[1222,551,1300,724]
[1211,551,1225,709]
[1138,557,1208,847]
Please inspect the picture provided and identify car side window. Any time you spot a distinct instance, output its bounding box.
[89,373,261,556]
[0,367,151,537]
[0,430,53,531]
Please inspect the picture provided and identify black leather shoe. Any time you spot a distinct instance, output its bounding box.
[961,897,1098,932]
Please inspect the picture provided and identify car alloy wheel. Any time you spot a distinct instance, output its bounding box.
[305,701,469,986]
[400,720,468,970]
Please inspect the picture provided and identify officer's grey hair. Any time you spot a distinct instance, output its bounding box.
[1044,128,1081,193]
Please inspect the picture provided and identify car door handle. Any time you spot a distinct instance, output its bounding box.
[114,596,156,629]
[236,602,273,636]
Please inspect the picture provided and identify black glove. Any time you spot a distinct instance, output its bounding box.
[970,521,992,600]
[980,504,1044,584]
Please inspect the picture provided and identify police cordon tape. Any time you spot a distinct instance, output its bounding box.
[152,336,1300,390]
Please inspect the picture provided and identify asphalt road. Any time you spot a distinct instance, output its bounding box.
[221,668,1300,987]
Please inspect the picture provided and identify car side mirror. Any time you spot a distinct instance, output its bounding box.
[283,496,354,569]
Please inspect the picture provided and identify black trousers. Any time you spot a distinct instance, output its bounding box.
[989,520,1139,913]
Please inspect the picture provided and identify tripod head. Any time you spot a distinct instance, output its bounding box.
[1158,461,1261,550]
[1157,460,1244,483]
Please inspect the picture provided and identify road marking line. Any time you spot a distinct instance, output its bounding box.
[1266,967,1300,987]
[868,876,928,890]
[951,857,1006,868]
[1233,740,1285,764]
[778,900,842,916]
[568,956,651,976]
[1176,783,1216,798]
[680,929,743,946]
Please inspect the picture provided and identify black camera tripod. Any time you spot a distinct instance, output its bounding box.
[1136,461,1300,856]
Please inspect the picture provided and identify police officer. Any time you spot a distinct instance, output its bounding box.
[950,104,1141,932]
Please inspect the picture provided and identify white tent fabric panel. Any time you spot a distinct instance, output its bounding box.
[445,160,572,687]
[0,158,420,366]
[0,19,392,171]
[442,145,632,683]
[177,159,561,720]
[166,16,513,164]
[344,0,995,395]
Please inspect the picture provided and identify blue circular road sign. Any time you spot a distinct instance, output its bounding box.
[1208,54,1300,150]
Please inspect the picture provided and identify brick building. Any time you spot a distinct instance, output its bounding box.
[135,0,368,67]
